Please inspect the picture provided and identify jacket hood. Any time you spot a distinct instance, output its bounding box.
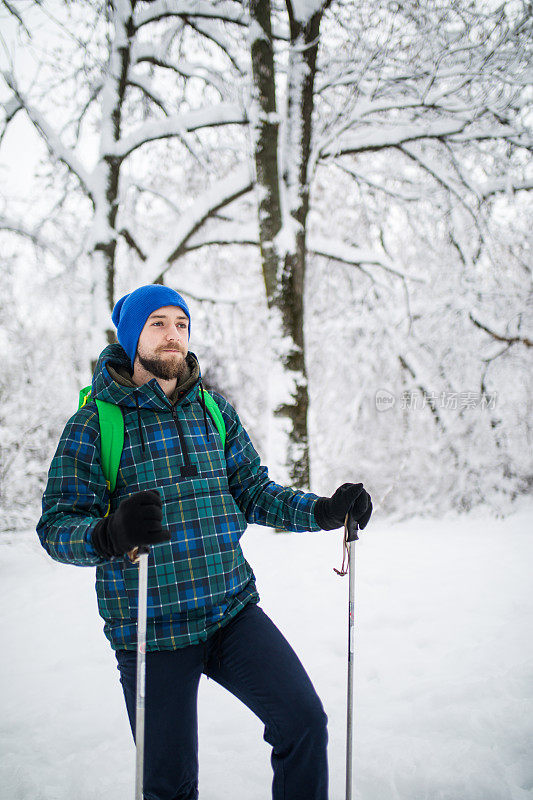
[91,343,202,410]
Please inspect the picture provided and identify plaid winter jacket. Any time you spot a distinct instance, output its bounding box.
[37,344,321,651]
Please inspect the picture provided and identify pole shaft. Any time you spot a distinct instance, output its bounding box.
[135,552,149,800]
[346,539,356,800]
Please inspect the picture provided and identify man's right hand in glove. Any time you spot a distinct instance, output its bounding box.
[91,489,170,559]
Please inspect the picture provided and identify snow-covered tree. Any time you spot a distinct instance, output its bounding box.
[1,0,531,512]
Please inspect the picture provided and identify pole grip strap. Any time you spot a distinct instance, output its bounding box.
[333,513,359,576]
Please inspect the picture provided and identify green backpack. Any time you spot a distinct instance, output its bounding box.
[78,385,226,494]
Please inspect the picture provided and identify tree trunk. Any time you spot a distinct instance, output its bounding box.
[91,0,135,342]
[249,0,324,488]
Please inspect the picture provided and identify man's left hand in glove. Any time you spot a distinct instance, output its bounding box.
[313,482,372,531]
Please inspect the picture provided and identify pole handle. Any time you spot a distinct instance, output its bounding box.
[128,545,150,563]
[345,511,359,542]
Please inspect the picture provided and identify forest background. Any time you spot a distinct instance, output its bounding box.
[1,0,531,535]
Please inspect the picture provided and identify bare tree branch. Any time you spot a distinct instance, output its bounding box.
[398,353,461,463]
[1,0,31,36]
[119,227,147,261]
[175,287,239,305]
[397,142,483,229]
[132,42,227,96]
[127,75,170,115]
[184,17,245,74]
[0,214,70,263]
[469,313,532,348]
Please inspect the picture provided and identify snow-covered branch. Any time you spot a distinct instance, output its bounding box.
[127,75,170,115]
[110,103,248,159]
[174,287,240,305]
[1,72,94,200]
[319,118,519,158]
[0,94,22,144]
[1,0,31,36]
[445,128,529,146]
[333,162,420,203]
[132,41,228,95]
[478,177,533,199]
[308,236,424,283]
[398,142,478,212]
[116,222,433,294]
[184,221,259,251]
[184,17,246,73]
[143,165,254,278]
[134,1,248,29]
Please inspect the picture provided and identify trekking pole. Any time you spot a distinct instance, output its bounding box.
[334,512,359,800]
[131,546,150,800]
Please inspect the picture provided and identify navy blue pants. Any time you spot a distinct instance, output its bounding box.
[116,603,328,800]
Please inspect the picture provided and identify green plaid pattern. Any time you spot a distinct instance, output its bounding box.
[37,344,321,650]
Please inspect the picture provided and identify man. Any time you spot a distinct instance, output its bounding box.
[37,284,372,800]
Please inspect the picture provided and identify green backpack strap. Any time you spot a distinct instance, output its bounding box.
[78,385,92,408]
[79,386,124,494]
[203,390,226,449]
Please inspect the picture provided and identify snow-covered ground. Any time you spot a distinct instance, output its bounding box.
[1,500,532,800]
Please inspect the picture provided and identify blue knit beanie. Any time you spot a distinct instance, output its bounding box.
[111,284,191,367]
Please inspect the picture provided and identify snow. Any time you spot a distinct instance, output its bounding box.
[1,500,532,799]
[248,19,269,46]
[290,0,325,24]
[273,218,301,260]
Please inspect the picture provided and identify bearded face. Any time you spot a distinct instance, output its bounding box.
[133,306,190,384]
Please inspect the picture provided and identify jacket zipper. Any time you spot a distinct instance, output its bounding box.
[170,403,199,478]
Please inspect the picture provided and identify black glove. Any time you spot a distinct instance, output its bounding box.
[91,489,170,558]
[314,482,372,531]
